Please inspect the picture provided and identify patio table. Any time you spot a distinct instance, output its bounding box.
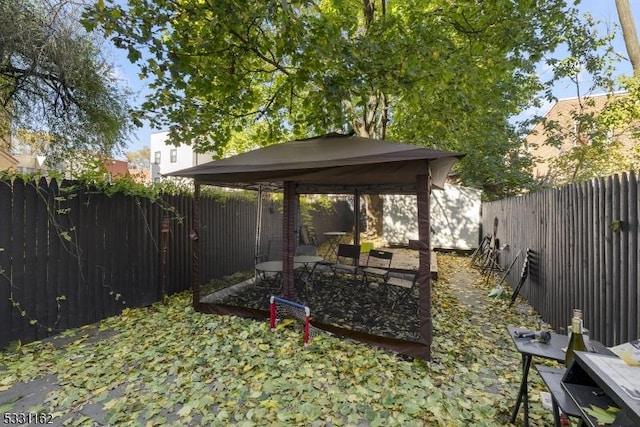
[507,325,569,427]
[323,231,346,262]
[255,257,322,288]
[507,325,610,427]
[255,261,285,287]
[293,255,324,286]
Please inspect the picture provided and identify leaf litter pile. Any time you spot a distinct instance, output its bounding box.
[220,270,421,341]
[0,253,561,426]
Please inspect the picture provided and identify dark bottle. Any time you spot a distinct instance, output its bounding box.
[565,310,587,367]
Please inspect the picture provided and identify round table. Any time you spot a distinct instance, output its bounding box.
[255,257,324,288]
[323,231,346,262]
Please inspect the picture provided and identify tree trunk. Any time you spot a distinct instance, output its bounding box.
[348,0,387,240]
[615,0,640,74]
[365,194,384,237]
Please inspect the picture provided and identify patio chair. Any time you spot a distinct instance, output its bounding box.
[361,249,393,287]
[329,243,361,280]
[299,225,318,247]
[255,238,283,287]
[386,271,419,310]
[256,238,282,263]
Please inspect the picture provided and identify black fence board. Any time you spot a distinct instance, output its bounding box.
[599,177,608,343]
[10,179,26,343]
[23,180,38,342]
[619,173,629,341]
[612,175,621,345]
[604,176,613,343]
[629,172,639,342]
[35,178,50,340]
[46,180,61,333]
[0,179,13,346]
[77,189,91,326]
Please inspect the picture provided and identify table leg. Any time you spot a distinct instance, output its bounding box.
[326,237,341,262]
[510,353,532,426]
[551,397,561,427]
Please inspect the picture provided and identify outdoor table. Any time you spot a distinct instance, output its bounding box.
[255,257,322,288]
[507,325,610,426]
[255,260,285,287]
[323,231,346,262]
[535,365,582,427]
[293,255,324,285]
[508,326,568,427]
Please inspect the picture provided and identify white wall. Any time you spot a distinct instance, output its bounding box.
[149,131,215,182]
[383,184,482,250]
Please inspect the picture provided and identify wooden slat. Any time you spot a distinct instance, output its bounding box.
[630,172,639,342]
[612,175,621,344]
[46,180,62,332]
[0,179,14,346]
[35,178,50,340]
[76,187,91,326]
[10,179,27,342]
[619,173,629,342]
[22,180,38,342]
[64,181,80,329]
[586,179,595,335]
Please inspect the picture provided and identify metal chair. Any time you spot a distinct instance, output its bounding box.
[329,243,361,280]
[256,238,282,263]
[255,238,282,287]
[361,249,393,286]
[386,271,419,310]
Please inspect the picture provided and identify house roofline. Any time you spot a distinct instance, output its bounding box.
[555,90,628,103]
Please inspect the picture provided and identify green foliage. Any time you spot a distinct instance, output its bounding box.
[539,74,640,187]
[584,405,619,424]
[82,0,619,200]
[0,0,133,162]
[530,12,640,188]
[299,195,337,226]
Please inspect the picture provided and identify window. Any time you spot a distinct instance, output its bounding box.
[170,149,177,163]
[154,151,161,164]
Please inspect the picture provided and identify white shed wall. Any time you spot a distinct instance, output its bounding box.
[382,184,482,250]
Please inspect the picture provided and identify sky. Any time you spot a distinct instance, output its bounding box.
[109,0,640,157]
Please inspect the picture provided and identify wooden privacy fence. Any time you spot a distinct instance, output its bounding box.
[482,171,639,347]
[0,178,301,348]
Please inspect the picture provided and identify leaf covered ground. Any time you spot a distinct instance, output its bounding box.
[0,253,563,426]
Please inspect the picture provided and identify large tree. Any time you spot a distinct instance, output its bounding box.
[0,0,133,162]
[84,0,609,200]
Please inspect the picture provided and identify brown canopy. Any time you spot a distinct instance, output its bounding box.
[170,133,461,194]
[171,133,463,360]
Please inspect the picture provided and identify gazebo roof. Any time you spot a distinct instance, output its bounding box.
[169,133,463,193]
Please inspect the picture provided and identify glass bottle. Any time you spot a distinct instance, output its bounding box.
[565,310,587,367]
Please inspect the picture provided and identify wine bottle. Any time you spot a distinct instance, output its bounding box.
[565,311,587,367]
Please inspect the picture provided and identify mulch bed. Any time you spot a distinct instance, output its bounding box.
[215,271,420,341]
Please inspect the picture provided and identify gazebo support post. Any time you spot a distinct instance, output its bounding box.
[191,183,201,309]
[416,173,432,361]
[255,185,263,261]
[282,181,296,299]
[353,189,361,251]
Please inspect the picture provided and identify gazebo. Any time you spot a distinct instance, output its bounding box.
[171,133,462,360]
